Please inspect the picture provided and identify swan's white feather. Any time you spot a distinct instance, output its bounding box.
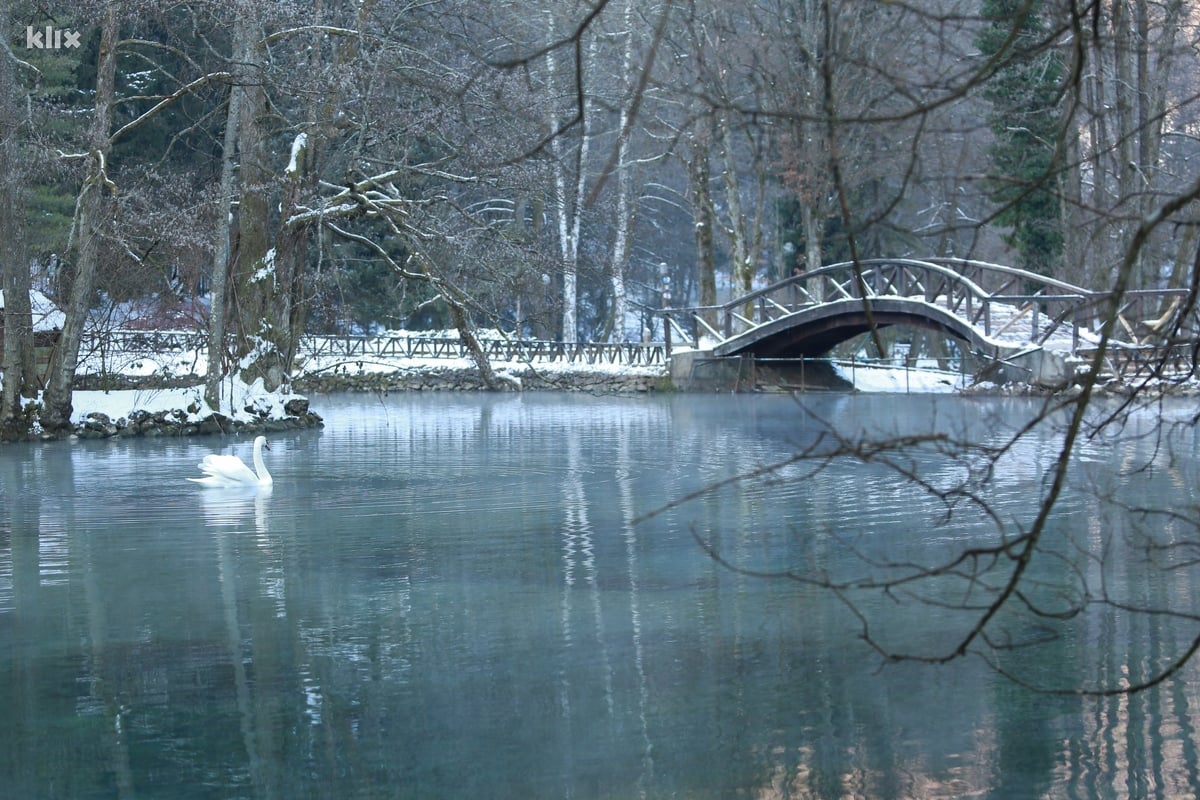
[189,436,272,488]
[191,454,260,486]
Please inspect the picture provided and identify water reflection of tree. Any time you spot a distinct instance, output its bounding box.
[640,392,1200,795]
[696,409,1200,800]
[3,447,52,797]
[649,396,1200,686]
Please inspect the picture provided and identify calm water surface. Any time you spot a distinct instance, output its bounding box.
[2,391,1200,799]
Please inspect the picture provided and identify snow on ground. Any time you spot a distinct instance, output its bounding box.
[833,361,967,394]
[76,329,669,385]
[0,288,66,331]
[21,321,992,431]
[295,351,661,378]
[68,377,302,427]
[62,346,961,429]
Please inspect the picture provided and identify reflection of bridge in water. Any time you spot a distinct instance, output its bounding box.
[663,258,1198,388]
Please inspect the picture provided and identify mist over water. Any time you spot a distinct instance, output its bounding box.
[2,392,1199,799]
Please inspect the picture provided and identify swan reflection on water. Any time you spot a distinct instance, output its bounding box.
[199,484,272,533]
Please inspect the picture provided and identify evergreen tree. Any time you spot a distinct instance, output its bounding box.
[976,0,1065,276]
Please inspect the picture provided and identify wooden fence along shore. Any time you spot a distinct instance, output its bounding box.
[80,330,669,368]
[75,255,1200,390]
[78,328,1197,387]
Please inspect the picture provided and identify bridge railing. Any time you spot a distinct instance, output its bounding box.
[667,259,1079,346]
[79,330,668,368]
[1081,341,1199,383]
[665,259,1200,354]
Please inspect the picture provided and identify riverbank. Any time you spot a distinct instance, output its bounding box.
[7,349,1194,442]
[291,362,670,394]
[3,363,668,441]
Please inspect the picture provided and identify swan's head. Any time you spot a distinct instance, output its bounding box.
[255,436,270,451]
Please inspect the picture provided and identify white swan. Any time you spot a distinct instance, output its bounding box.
[189,435,273,488]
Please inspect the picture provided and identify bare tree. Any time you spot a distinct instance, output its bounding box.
[1071,0,1192,291]
[629,0,1200,694]
[202,3,251,410]
[0,3,36,438]
[40,0,122,434]
[32,0,234,431]
[543,4,597,342]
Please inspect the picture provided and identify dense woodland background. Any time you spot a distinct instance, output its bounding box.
[1,0,1199,429]
[6,0,1200,696]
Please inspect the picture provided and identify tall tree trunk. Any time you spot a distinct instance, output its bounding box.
[0,2,35,438]
[719,110,753,298]
[608,144,632,342]
[1084,32,1114,289]
[229,12,283,389]
[606,0,638,343]
[1061,125,1087,287]
[802,205,822,275]
[41,0,120,434]
[547,10,596,342]
[273,3,378,381]
[1090,0,1183,290]
[204,18,251,411]
[689,121,717,332]
[274,133,309,379]
[1135,0,1182,291]
[1110,0,1140,287]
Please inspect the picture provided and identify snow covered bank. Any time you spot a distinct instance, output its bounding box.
[2,323,1088,441]
[293,360,667,394]
[16,377,323,441]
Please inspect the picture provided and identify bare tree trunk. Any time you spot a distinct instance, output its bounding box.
[415,252,498,387]
[0,2,35,437]
[274,133,309,379]
[41,0,121,434]
[275,0,379,368]
[688,121,717,331]
[1134,0,1182,292]
[1060,133,1087,287]
[1084,37,1113,289]
[802,205,822,275]
[606,0,639,343]
[228,12,279,389]
[719,111,753,297]
[1110,0,1141,287]
[608,144,632,341]
[204,18,250,410]
[546,10,595,342]
[1086,0,1183,290]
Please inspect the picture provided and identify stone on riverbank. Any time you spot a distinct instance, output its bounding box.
[292,364,668,394]
[69,406,324,440]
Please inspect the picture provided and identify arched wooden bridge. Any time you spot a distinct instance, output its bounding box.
[665,258,1199,383]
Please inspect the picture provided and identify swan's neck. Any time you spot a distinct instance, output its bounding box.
[253,439,272,484]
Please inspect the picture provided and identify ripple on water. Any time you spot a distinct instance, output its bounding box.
[5,394,1200,800]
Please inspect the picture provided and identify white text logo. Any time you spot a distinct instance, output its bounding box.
[26,26,81,50]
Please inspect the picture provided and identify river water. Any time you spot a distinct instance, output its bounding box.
[2,391,1200,799]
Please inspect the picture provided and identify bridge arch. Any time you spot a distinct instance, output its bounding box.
[678,258,1117,361]
[711,297,997,359]
[664,257,1196,388]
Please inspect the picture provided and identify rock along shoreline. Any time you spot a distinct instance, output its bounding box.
[23,365,669,442]
[15,359,1189,442]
